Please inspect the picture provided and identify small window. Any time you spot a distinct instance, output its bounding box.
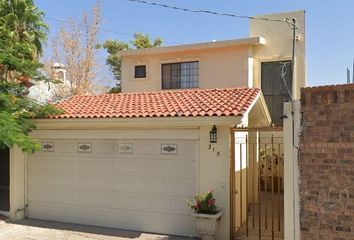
[162,61,199,89]
[134,65,146,78]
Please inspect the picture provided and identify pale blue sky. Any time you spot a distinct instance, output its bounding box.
[35,0,354,87]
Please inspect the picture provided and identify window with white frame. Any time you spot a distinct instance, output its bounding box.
[162,61,199,89]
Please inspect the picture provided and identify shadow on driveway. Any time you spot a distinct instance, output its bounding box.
[0,218,195,240]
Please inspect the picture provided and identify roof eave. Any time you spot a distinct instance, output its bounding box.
[119,36,266,57]
[32,115,244,130]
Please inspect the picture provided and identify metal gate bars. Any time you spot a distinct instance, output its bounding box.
[231,128,284,240]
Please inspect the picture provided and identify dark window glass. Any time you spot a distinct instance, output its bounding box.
[162,61,199,89]
[261,61,292,126]
[135,65,146,78]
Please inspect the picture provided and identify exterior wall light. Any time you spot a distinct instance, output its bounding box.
[209,125,217,143]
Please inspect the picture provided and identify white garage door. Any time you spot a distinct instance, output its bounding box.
[27,137,197,237]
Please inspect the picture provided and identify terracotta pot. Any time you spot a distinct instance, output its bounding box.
[191,210,224,240]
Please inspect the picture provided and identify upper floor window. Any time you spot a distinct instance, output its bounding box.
[261,60,292,126]
[162,61,199,89]
[135,65,146,78]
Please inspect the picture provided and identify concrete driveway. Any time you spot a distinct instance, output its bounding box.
[0,218,195,240]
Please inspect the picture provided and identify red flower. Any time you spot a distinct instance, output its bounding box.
[208,199,215,206]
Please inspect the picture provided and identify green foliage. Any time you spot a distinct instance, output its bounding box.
[186,190,218,214]
[100,40,129,82]
[132,32,162,49]
[0,82,62,152]
[100,33,162,93]
[107,85,121,94]
[0,0,61,152]
[0,0,48,59]
[0,0,48,82]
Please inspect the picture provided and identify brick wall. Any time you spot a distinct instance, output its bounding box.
[299,84,354,240]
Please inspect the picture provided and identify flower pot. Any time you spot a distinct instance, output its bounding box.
[192,210,224,240]
[261,176,283,192]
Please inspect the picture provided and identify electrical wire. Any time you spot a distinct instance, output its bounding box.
[126,0,286,23]
[44,17,133,36]
[44,16,182,45]
[280,61,293,99]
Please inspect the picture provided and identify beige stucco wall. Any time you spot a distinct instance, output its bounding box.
[120,10,305,96]
[10,117,238,240]
[198,125,231,239]
[250,10,306,99]
[120,46,251,92]
[9,147,26,221]
[283,101,301,240]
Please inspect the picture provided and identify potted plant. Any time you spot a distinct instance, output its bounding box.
[259,146,284,192]
[186,190,224,240]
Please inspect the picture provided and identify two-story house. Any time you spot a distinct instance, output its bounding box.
[4,10,305,240]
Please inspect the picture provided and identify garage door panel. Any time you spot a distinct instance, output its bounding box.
[57,188,75,204]
[28,186,42,201]
[113,192,191,215]
[42,187,60,203]
[92,174,114,190]
[28,169,58,186]
[93,142,116,154]
[28,156,58,170]
[41,171,59,186]
[28,201,59,220]
[114,159,195,178]
[28,170,41,186]
[58,172,74,186]
[112,175,195,196]
[130,211,195,236]
[74,174,94,188]
[28,137,198,237]
[57,141,76,153]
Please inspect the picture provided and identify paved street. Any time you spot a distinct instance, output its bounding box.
[0,219,195,240]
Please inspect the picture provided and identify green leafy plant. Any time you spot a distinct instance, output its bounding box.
[259,146,284,177]
[0,82,62,152]
[0,0,62,152]
[186,190,218,214]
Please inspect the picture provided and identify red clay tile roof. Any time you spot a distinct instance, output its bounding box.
[53,87,260,119]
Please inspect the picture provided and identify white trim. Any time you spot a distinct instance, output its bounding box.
[33,116,242,130]
[238,92,271,128]
[30,129,201,140]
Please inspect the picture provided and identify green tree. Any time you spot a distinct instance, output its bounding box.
[0,0,60,152]
[132,32,162,49]
[101,33,162,93]
[0,0,48,59]
[0,0,48,82]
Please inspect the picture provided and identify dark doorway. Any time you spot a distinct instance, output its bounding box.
[0,147,10,211]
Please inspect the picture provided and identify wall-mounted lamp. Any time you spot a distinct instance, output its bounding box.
[209,125,217,143]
